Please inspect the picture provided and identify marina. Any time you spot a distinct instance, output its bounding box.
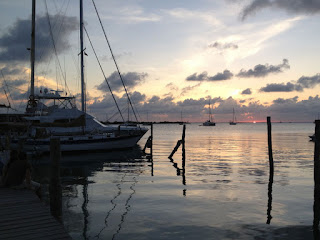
[1,0,320,239]
[25,122,317,239]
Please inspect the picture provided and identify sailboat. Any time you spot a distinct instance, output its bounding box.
[10,0,148,153]
[229,108,237,125]
[203,99,215,126]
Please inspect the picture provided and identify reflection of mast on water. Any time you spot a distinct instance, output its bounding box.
[82,177,89,240]
[112,176,138,240]
[95,171,139,239]
[95,174,126,239]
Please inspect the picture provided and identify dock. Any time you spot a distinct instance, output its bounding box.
[0,188,71,240]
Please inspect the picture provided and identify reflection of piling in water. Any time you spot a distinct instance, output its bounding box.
[266,176,273,224]
[82,180,89,240]
[168,125,186,195]
[266,116,274,224]
[49,137,62,221]
[313,120,320,231]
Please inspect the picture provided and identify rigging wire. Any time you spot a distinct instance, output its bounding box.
[0,70,14,110]
[91,0,139,123]
[44,0,71,95]
[83,26,125,122]
[37,0,67,90]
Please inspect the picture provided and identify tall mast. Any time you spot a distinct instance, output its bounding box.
[80,0,85,112]
[233,108,235,121]
[208,99,211,121]
[30,0,36,97]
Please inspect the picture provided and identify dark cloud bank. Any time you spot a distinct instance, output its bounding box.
[0,14,77,63]
[186,70,233,81]
[5,79,320,122]
[96,71,147,92]
[186,59,289,82]
[260,73,320,92]
[241,0,320,20]
[86,88,320,122]
[237,59,289,78]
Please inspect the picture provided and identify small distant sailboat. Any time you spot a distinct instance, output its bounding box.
[203,99,215,126]
[229,108,237,125]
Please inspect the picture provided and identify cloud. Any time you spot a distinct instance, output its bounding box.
[0,14,78,63]
[186,70,233,81]
[208,70,233,81]
[259,82,299,92]
[101,51,132,62]
[273,96,298,104]
[259,73,320,92]
[5,79,28,88]
[127,91,146,103]
[237,59,290,78]
[180,82,201,96]
[296,74,320,88]
[241,0,320,20]
[208,42,238,50]
[241,88,252,95]
[86,90,320,122]
[186,72,208,81]
[0,66,26,76]
[110,5,161,24]
[165,82,179,92]
[96,71,147,92]
[164,8,221,26]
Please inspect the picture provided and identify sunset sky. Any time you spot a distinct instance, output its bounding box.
[1,0,320,122]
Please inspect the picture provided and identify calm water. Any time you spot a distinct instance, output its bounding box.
[32,122,317,239]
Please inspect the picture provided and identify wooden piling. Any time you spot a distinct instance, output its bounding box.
[181,124,186,185]
[313,120,320,230]
[266,116,274,224]
[168,124,186,159]
[267,117,274,178]
[150,123,153,158]
[49,137,62,221]
[182,124,186,143]
[169,140,182,159]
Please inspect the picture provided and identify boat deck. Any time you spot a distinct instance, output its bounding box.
[0,188,71,240]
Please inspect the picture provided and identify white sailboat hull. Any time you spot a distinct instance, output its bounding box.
[11,133,146,153]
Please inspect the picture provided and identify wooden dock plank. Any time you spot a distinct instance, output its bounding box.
[0,188,71,240]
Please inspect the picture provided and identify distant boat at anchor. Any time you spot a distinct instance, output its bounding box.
[203,99,215,126]
[229,108,237,125]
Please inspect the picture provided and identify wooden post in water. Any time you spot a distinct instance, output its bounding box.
[313,120,320,231]
[151,123,153,158]
[181,124,186,176]
[181,125,186,195]
[168,140,182,159]
[266,116,274,224]
[49,137,62,221]
[267,117,274,177]
[169,124,186,160]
